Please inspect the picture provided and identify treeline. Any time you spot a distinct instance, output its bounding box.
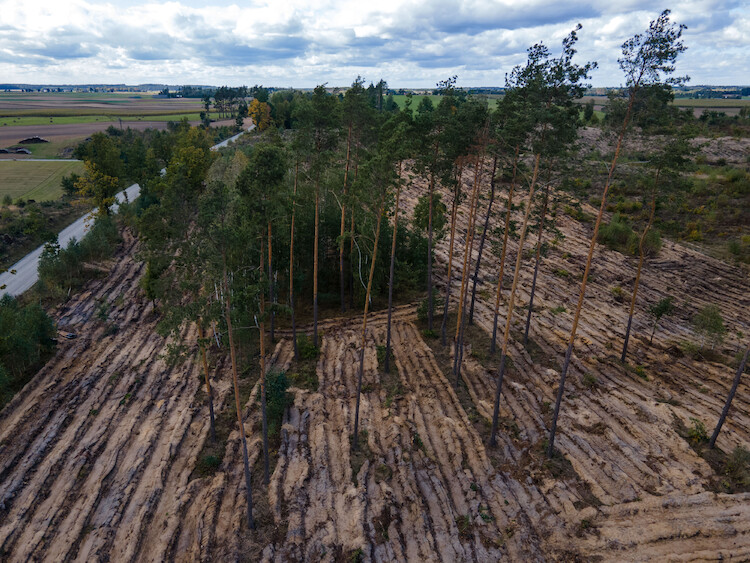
[0,295,56,407]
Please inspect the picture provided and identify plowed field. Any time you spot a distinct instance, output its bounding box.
[1,159,748,561]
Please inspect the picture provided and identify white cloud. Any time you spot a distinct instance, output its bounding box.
[0,0,746,86]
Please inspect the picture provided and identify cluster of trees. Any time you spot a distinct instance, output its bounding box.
[55,9,743,528]
[0,295,56,407]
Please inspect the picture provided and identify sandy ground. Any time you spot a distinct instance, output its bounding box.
[0,152,748,561]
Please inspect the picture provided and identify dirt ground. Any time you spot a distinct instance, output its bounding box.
[0,151,748,561]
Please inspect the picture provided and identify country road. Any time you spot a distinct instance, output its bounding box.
[0,126,252,297]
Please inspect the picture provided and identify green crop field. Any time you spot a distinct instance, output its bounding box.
[0,160,84,202]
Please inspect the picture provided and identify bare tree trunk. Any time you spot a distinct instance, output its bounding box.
[621,180,658,363]
[221,256,254,530]
[340,122,352,313]
[385,162,402,373]
[490,153,541,447]
[313,181,320,347]
[523,182,551,346]
[441,164,463,346]
[353,195,386,450]
[469,155,498,325]
[490,146,519,355]
[259,237,269,484]
[290,161,298,360]
[427,171,435,331]
[709,343,749,448]
[268,222,275,342]
[452,154,484,385]
[348,142,361,311]
[349,213,356,310]
[547,90,638,458]
[197,321,216,442]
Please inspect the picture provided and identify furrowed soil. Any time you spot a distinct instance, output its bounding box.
[1,154,749,560]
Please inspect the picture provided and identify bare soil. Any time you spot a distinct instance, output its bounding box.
[0,156,748,561]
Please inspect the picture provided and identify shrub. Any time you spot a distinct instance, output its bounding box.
[598,213,633,249]
[693,305,726,350]
[296,334,319,360]
[265,370,292,429]
[687,418,708,446]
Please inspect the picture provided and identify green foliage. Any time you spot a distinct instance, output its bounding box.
[195,454,221,476]
[687,418,708,446]
[598,213,661,256]
[692,304,726,349]
[38,215,121,296]
[417,295,443,322]
[264,370,293,432]
[413,192,447,239]
[297,334,319,360]
[725,447,750,488]
[0,295,56,406]
[582,372,598,389]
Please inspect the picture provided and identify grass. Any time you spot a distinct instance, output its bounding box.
[0,160,84,201]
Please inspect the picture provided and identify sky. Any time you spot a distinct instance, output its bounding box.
[1,0,748,88]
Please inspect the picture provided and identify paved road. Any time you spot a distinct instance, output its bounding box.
[0,126,253,297]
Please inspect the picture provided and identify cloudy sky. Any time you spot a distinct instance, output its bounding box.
[1,0,747,87]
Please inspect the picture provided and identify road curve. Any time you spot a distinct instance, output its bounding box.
[0,126,253,297]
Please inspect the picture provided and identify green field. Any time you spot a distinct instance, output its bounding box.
[0,160,84,201]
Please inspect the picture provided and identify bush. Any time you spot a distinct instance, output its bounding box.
[417,295,443,322]
[693,305,726,350]
[264,370,292,429]
[296,334,319,360]
[598,213,633,249]
[687,418,708,446]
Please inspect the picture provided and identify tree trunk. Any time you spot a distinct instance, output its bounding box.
[348,141,361,311]
[547,87,639,459]
[197,321,216,442]
[349,212,356,311]
[427,170,435,331]
[490,146,519,355]
[313,180,320,347]
[268,222,275,342]
[490,153,541,447]
[621,181,658,363]
[353,195,386,450]
[221,255,254,529]
[385,162,403,374]
[523,182,551,346]
[340,122,352,313]
[452,153,484,384]
[259,237,270,484]
[709,343,749,448]
[290,161,299,360]
[469,155,498,326]
[441,164,463,346]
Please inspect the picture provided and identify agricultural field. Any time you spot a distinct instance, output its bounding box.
[0,160,84,202]
[0,92,222,158]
